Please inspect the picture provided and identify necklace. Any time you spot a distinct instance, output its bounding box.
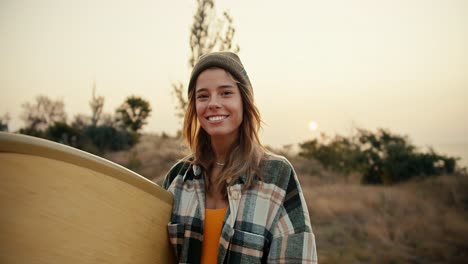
[215,162,225,166]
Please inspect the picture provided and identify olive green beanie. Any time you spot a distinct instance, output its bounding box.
[188,51,252,95]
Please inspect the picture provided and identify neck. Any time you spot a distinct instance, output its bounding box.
[210,132,239,164]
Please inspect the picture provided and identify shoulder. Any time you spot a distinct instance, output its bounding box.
[162,156,192,190]
[260,153,296,190]
[262,153,293,170]
[261,154,312,233]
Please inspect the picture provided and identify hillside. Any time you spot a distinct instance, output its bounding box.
[105,133,468,263]
[104,133,189,182]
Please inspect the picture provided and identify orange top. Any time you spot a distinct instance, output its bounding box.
[201,207,227,264]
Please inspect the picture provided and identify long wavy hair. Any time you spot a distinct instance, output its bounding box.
[183,68,266,196]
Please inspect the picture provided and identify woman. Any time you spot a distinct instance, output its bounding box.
[163,52,317,263]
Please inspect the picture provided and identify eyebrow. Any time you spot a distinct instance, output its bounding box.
[196,85,235,93]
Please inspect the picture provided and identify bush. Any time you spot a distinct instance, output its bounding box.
[81,125,136,154]
[299,134,366,175]
[299,128,460,184]
[18,127,46,138]
[46,122,81,148]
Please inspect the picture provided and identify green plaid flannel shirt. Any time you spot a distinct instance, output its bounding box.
[163,154,317,264]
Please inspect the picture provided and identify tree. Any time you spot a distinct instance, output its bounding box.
[356,128,457,184]
[20,95,67,134]
[188,0,240,68]
[71,114,91,131]
[299,133,366,176]
[299,128,460,184]
[46,122,80,147]
[115,96,152,133]
[172,0,240,121]
[81,124,135,154]
[0,113,10,132]
[89,82,104,126]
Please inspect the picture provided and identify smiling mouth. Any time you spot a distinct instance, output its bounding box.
[207,115,228,121]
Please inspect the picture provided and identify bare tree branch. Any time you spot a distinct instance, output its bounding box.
[89,81,104,127]
[173,0,241,123]
[20,95,67,132]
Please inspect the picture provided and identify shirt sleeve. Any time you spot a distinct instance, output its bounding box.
[267,162,318,263]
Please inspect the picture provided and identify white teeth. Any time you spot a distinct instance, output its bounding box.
[208,115,227,121]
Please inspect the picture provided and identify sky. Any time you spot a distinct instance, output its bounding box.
[1,0,467,164]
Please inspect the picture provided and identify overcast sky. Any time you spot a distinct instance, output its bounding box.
[1,0,467,164]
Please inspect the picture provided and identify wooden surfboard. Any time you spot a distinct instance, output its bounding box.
[0,132,175,264]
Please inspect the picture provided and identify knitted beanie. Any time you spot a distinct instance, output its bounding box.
[188,51,252,95]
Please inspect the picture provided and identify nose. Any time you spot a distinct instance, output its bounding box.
[207,96,221,109]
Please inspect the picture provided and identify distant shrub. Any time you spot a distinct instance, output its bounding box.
[82,125,136,154]
[18,127,46,138]
[360,129,457,184]
[299,134,366,175]
[45,122,81,148]
[300,128,460,184]
[0,113,10,132]
[115,96,151,134]
[161,132,170,139]
[15,94,151,156]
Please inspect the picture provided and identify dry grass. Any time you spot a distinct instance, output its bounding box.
[106,134,468,263]
[104,133,189,181]
[302,174,468,264]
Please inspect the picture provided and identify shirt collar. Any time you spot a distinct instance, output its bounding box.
[184,164,248,185]
[181,163,202,182]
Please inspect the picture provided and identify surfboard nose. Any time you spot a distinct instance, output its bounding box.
[0,132,175,264]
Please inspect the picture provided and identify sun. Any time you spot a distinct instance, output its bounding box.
[308,121,318,131]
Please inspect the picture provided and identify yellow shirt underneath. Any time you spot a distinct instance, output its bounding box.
[201,207,227,264]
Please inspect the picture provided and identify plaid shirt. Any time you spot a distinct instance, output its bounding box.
[163,154,317,264]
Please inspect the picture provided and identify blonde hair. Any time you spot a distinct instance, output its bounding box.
[183,68,265,196]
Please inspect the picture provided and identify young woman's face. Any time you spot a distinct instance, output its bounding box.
[195,68,243,142]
